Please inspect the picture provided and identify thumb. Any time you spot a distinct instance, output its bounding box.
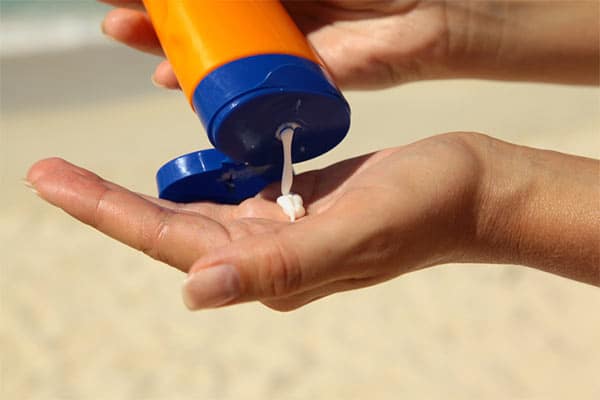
[181,215,350,310]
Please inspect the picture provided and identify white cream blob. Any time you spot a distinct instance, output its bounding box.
[276,126,306,222]
[277,193,305,222]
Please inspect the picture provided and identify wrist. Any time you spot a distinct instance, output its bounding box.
[457,133,533,265]
[459,134,600,284]
[442,1,600,85]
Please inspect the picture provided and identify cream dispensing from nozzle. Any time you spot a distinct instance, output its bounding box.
[276,126,306,222]
[147,1,350,205]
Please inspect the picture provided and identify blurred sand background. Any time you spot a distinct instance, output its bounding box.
[1,4,600,399]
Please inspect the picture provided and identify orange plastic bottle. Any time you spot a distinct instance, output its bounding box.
[146,1,350,203]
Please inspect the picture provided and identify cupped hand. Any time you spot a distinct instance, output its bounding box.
[27,133,486,311]
[99,0,453,89]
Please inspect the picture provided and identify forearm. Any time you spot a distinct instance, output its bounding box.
[460,134,599,285]
[445,0,600,85]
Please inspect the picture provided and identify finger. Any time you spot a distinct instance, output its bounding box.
[27,157,230,221]
[99,0,145,11]
[101,8,164,56]
[27,158,231,271]
[152,60,180,89]
[139,194,237,222]
[181,206,377,310]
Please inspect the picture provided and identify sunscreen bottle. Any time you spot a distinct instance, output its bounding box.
[145,0,350,203]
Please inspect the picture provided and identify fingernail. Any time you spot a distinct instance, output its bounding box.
[100,20,118,42]
[182,265,240,310]
[151,75,167,89]
[100,20,112,38]
[22,179,39,196]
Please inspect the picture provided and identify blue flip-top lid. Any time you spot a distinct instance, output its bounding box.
[156,149,281,204]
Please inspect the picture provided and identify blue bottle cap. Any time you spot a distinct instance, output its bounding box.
[192,54,351,166]
[156,149,281,204]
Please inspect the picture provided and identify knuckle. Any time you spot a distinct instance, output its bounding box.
[257,238,303,298]
[92,187,111,230]
[139,208,173,262]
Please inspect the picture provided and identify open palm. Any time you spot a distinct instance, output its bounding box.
[27,133,481,311]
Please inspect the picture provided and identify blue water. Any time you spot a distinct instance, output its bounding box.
[0,0,111,56]
[1,1,105,16]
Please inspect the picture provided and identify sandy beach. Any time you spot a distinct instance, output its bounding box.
[1,41,599,399]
